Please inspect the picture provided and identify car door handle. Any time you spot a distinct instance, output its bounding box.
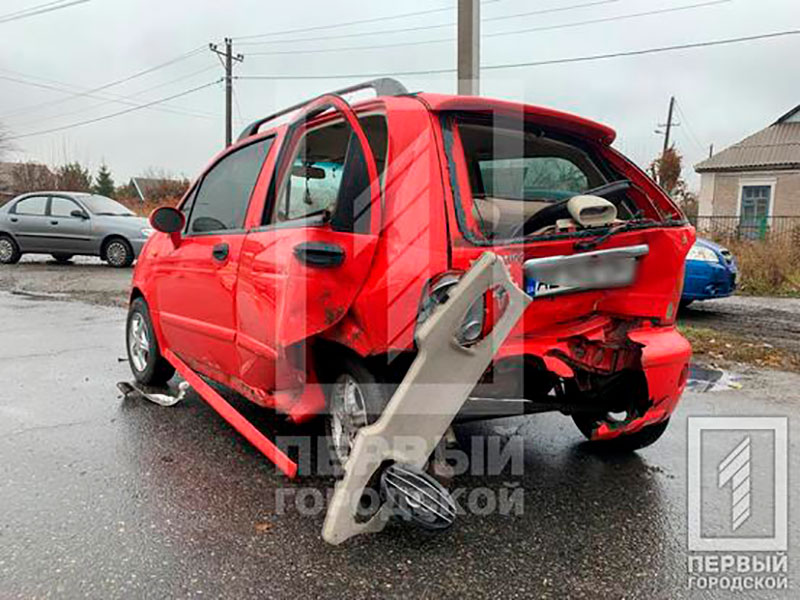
[212,243,229,261]
[293,242,345,268]
[50,220,59,225]
[10,217,18,223]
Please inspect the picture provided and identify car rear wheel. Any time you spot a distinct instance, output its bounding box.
[573,414,670,451]
[126,297,175,386]
[51,253,74,264]
[325,356,391,467]
[0,235,21,265]
[104,238,134,268]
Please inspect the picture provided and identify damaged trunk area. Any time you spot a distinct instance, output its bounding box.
[461,318,652,429]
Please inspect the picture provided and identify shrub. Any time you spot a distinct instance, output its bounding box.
[723,238,800,297]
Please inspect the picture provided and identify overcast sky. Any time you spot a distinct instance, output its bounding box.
[0,0,797,189]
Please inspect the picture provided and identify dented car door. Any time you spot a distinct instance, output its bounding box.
[235,95,383,396]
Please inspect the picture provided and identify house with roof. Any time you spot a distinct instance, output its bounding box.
[695,105,800,237]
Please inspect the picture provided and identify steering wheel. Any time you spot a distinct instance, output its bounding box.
[508,197,571,239]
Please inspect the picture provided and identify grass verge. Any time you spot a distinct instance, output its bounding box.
[680,324,800,373]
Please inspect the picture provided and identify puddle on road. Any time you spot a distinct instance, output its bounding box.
[686,363,742,393]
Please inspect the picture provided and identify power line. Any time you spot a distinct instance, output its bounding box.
[485,0,730,40]
[9,64,220,128]
[674,99,707,152]
[6,80,222,141]
[0,0,89,24]
[233,0,506,41]
[0,46,207,119]
[246,0,728,57]
[236,0,621,46]
[482,28,800,70]
[236,28,800,80]
[0,71,215,120]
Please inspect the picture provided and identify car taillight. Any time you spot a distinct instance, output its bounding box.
[417,273,508,347]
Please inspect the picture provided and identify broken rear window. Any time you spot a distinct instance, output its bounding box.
[445,114,636,241]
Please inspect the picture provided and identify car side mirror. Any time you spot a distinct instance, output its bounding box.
[71,209,89,219]
[150,206,184,246]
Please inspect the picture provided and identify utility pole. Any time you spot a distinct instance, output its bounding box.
[709,143,714,158]
[457,0,480,95]
[210,38,244,147]
[660,96,678,155]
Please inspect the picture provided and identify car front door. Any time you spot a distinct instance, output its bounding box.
[152,136,275,381]
[235,95,383,394]
[7,195,51,252]
[47,195,93,254]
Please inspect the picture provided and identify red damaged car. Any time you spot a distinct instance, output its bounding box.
[126,78,693,475]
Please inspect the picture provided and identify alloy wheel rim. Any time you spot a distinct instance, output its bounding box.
[107,242,127,266]
[128,313,150,372]
[0,239,13,262]
[330,375,369,465]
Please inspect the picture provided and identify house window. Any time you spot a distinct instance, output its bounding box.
[739,184,771,239]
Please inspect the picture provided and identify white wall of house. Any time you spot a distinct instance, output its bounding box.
[698,173,715,216]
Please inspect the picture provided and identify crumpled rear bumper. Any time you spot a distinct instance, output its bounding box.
[493,320,691,440]
[591,326,690,440]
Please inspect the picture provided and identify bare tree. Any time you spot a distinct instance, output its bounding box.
[11,162,57,193]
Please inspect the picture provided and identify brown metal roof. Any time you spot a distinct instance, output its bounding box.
[695,105,800,173]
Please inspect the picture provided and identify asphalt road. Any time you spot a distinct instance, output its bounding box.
[1,291,798,599]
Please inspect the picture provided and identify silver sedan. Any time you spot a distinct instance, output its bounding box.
[0,192,153,267]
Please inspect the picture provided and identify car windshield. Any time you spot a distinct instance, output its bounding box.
[80,195,135,216]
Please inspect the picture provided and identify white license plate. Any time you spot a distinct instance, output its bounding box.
[523,244,649,298]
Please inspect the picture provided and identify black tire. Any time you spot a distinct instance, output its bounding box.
[103,237,134,268]
[126,297,175,386]
[51,253,74,264]
[573,415,670,451]
[0,234,21,265]
[324,355,391,468]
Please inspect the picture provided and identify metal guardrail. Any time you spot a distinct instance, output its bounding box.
[689,215,800,243]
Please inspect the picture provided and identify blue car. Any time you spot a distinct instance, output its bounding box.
[681,238,738,307]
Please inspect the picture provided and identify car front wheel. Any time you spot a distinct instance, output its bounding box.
[126,297,175,386]
[0,235,21,264]
[104,238,134,268]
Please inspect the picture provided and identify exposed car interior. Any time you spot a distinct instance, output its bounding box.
[456,118,637,239]
[273,115,388,225]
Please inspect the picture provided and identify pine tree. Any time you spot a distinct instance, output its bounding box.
[93,163,115,197]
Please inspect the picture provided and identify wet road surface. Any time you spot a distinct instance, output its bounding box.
[1,292,797,598]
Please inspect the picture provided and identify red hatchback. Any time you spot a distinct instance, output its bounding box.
[127,79,693,471]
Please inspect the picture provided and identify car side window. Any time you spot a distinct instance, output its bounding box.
[50,197,82,218]
[186,138,273,235]
[14,196,47,217]
[269,115,387,230]
[273,122,349,224]
[13,196,48,216]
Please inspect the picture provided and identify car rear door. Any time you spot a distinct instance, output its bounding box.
[152,137,275,380]
[235,95,382,394]
[7,195,51,252]
[47,195,93,254]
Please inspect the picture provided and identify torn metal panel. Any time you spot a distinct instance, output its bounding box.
[321,252,531,545]
[164,350,299,479]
